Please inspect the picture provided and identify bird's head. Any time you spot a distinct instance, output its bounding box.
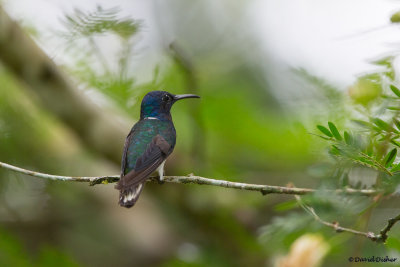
[140,91,200,120]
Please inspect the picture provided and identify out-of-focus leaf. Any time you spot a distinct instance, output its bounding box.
[371,56,394,68]
[391,139,400,148]
[351,120,373,129]
[344,131,352,145]
[391,11,400,23]
[36,246,81,267]
[328,122,342,140]
[394,119,400,132]
[386,237,400,251]
[384,148,397,167]
[390,85,400,97]
[387,106,400,111]
[372,118,391,131]
[317,125,332,137]
[366,142,374,156]
[0,228,31,267]
[358,157,374,166]
[274,200,297,212]
[61,6,140,40]
[348,77,381,105]
[259,213,313,251]
[391,163,400,172]
[330,145,341,156]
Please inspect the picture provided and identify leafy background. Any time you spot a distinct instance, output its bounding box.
[1,1,400,267]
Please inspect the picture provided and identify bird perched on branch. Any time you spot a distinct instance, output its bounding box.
[115,91,200,207]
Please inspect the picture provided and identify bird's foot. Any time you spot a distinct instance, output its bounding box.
[157,176,165,185]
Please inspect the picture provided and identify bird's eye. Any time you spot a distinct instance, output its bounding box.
[162,94,172,102]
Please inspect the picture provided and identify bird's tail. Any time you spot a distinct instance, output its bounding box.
[115,182,144,208]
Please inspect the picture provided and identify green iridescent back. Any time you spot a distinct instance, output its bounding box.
[123,119,176,175]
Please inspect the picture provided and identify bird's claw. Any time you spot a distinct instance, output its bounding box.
[157,176,165,185]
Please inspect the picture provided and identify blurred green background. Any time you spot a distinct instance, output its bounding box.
[1,1,400,266]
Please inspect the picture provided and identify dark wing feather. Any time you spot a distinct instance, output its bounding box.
[135,135,170,172]
[120,131,133,177]
[116,134,171,189]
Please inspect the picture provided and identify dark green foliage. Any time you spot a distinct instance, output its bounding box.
[314,57,400,192]
[394,119,400,131]
[390,85,400,97]
[372,118,393,132]
[344,131,352,145]
[0,227,80,267]
[391,163,400,172]
[351,119,373,129]
[384,148,397,167]
[328,122,342,140]
[317,125,333,137]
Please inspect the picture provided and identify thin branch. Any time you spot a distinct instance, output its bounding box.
[378,213,400,243]
[0,161,379,196]
[3,160,400,241]
[295,195,400,243]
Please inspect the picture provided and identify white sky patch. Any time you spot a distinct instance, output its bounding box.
[249,0,400,89]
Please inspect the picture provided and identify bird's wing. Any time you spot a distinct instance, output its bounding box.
[120,130,133,177]
[117,134,171,189]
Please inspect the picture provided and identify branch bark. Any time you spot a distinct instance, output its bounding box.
[0,161,379,196]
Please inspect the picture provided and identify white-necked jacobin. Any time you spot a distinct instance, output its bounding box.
[115,91,200,208]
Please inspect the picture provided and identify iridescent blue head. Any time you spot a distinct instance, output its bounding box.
[140,91,200,121]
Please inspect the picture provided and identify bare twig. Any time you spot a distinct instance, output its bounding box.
[378,213,400,243]
[0,161,379,196]
[295,195,400,243]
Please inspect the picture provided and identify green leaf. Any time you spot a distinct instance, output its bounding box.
[384,148,397,167]
[344,131,352,145]
[390,85,400,97]
[391,12,400,23]
[372,118,391,131]
[351,120,373,128]
[317,125,332,137]
[328,122,342,140]
[366,143,374,156]
[358,157,374,165]
[371,56,394,67]
[394,119,400,131]
[391,163,400,172]
[330,145,341,156]
[387,106,400,111]
[274,200,297,212]
[391,139,400,148]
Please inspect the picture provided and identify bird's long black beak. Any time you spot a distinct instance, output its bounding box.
[173,94,200,101]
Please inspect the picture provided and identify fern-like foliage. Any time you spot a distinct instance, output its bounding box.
[59,6,143,112]
[315,57,400,191]
[61,6,140,40]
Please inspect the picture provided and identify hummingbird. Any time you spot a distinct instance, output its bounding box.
[115,91,200,208]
